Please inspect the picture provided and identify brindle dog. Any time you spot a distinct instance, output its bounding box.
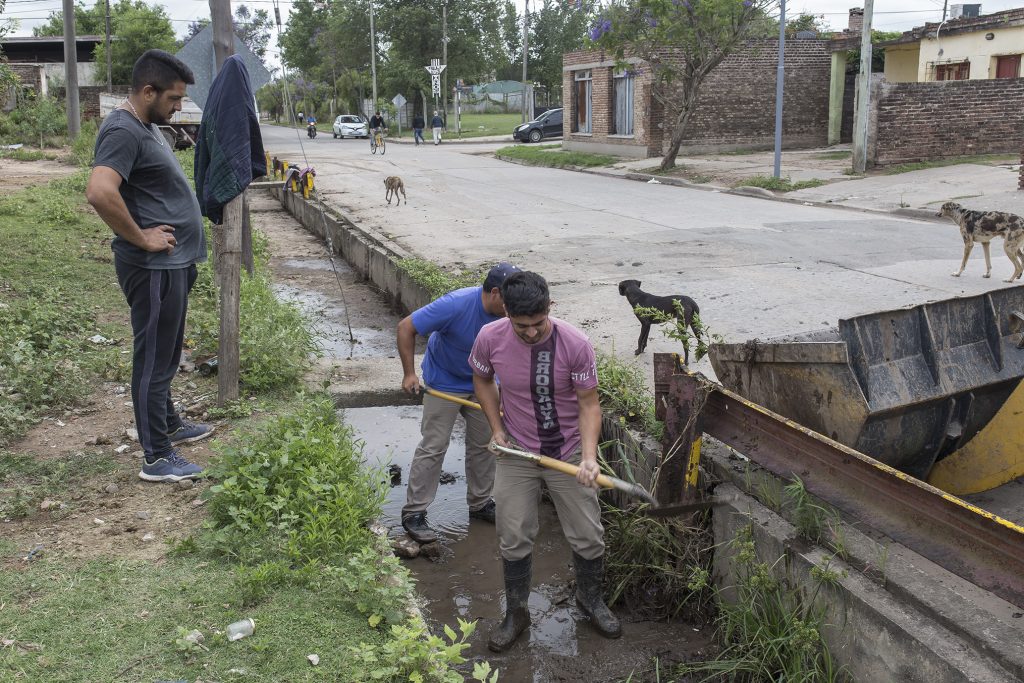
[937,202,1024,282]
[384,175,407,206]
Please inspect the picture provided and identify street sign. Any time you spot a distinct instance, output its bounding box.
[431,75,442,97]
[425,58,446,77]
[392,94,407,108]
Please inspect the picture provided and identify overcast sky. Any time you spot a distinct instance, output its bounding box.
[5,0,1022,50]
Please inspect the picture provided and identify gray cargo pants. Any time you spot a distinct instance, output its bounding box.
[402,387,495,518]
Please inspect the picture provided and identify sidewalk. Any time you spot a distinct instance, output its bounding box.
[598,146,1023,219]
[386,133,514,145]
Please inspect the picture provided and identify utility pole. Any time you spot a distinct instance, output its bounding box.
[521,0,529,124]
[442,1,448,124]
[370,0,378,110]
[852,0,874,174]
[104,0,112,91]
[772,0,785,178]
[942,0,948,21]
[62,0,80,138]
[210,0,242,405]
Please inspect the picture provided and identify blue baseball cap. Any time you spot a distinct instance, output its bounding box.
[483,262,522,292]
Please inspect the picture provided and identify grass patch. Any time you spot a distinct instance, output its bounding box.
[882,153,1018,175]
[596,352,660,438]
[0,148,58,161]
[0,450,119,519]
[670,526,847,682]
[816,151,852,160]
[733,175,828,192]
[495,143,618,169]
[397,258,487,300]
[393,112,522,139]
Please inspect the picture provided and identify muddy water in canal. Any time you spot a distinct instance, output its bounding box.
[345,406,712,682]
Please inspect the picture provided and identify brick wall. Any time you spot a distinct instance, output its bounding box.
[563,41,831,157]
[8,63,45,92]
[52,85,129,119]
[872,79,1024,166]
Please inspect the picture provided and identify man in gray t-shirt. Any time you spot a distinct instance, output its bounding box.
[86,49,213,483]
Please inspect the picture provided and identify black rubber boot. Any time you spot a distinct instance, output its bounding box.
[573,552,622,639]
[487,555,532,652]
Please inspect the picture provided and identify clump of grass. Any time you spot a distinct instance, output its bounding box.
[603,504,715,622]
[733,175,828,192]
[397,258,487,300]
[0,450,118,519]
[596,352,660,436]
[671,525,847,682]
[70,119,98,168]
[0,148,57,161]
[495,144,619,168]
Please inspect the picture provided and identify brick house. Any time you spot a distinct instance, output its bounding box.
[562,40,833,158]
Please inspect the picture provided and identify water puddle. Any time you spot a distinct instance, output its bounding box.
[272,281,396,360]
[344,405,712,682]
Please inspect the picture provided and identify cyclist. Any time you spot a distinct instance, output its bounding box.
[369,111,387,144]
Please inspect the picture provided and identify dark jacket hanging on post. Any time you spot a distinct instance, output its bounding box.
[194,54,266,225]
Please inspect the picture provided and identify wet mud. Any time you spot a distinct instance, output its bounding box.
[346,406,713,683]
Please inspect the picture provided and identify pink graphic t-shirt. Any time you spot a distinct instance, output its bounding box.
[469,316,598,461]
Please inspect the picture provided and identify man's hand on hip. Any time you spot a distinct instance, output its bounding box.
[142,225,176,254]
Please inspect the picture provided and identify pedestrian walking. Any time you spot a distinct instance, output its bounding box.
[412,112,426,145]
[398,262,522,543]
[86,49,213,482]
[470,271,622,652]
[297,110,304,124]
[431,110,444,145]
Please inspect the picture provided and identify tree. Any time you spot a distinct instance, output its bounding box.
[529,0,594,93]
[33,1,105,36]
[591,0,778,171]
[91,1,177,85]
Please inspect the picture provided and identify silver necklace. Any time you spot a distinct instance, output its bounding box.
[122,99,164,147]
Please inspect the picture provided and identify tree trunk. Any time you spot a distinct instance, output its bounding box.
[660,80,702,171]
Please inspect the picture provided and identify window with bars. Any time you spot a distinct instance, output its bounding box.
[573,70,592,133]
[612,71,635,136]
[934,61,970,81]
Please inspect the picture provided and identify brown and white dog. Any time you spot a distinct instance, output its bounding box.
[937,202,1024,282]
[384,176,406,206]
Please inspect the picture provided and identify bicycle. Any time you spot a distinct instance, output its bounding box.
[370,128,386,155]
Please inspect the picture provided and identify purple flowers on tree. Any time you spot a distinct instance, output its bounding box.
[589,17,612,41]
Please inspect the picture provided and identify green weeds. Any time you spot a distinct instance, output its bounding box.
[632,305,721,366]
[596,352,661,437]
[670,526,847,682]
[815,151,852,160]
[495,143,619,168]
[0,450,118,520]
[733,175,828,192]
[397,258,487,300]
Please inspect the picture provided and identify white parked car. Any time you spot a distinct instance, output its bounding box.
[333,115,369,139]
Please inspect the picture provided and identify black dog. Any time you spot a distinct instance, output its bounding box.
[618,279,700,363]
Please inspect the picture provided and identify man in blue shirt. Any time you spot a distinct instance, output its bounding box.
[397,262,521,543]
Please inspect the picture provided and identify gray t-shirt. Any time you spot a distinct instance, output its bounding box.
[93,109,207,269]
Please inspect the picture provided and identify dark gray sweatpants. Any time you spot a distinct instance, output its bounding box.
[115,260,197,460]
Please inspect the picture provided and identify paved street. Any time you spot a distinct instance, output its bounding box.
[261,125,1020,374]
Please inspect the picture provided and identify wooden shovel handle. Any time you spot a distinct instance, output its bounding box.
[534,454,618,490]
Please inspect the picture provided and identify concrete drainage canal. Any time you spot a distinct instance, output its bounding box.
[255,189,715,681]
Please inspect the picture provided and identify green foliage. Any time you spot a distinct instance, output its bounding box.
[0,149,55,161]
[348,617,496,683]
[0,95,67,146]
[496,144,619,168]
[0,451,118,518]
[529,0,595,91]
[204,396,388,566]
[672,526,847,682]
[603,503,714,622]
[397,258,486,301]
[92,1,178,85]
[70,119,98,167]
[187,4,274,62]
[733,175,828,192]
[632,304,721,365]
[595,352,660,436]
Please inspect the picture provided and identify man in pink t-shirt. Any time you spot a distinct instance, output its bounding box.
[471,271,621,652]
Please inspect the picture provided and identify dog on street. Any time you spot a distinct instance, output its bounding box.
[385,176,407,206]
[937,202,1024,282]
[618,279,700,363]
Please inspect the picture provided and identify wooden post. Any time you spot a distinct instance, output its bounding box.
[210,0,241,406]
[655,354,706,506]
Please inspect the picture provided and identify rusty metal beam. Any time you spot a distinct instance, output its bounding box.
[669,370,1024,608]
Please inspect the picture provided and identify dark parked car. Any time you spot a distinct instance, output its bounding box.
[513,108,563,143]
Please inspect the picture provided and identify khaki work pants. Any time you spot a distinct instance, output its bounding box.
[494,448,605,562]
[402,387,494,518]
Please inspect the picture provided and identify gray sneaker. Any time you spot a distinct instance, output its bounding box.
[169,420,214,445]
[139,451,203,482]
